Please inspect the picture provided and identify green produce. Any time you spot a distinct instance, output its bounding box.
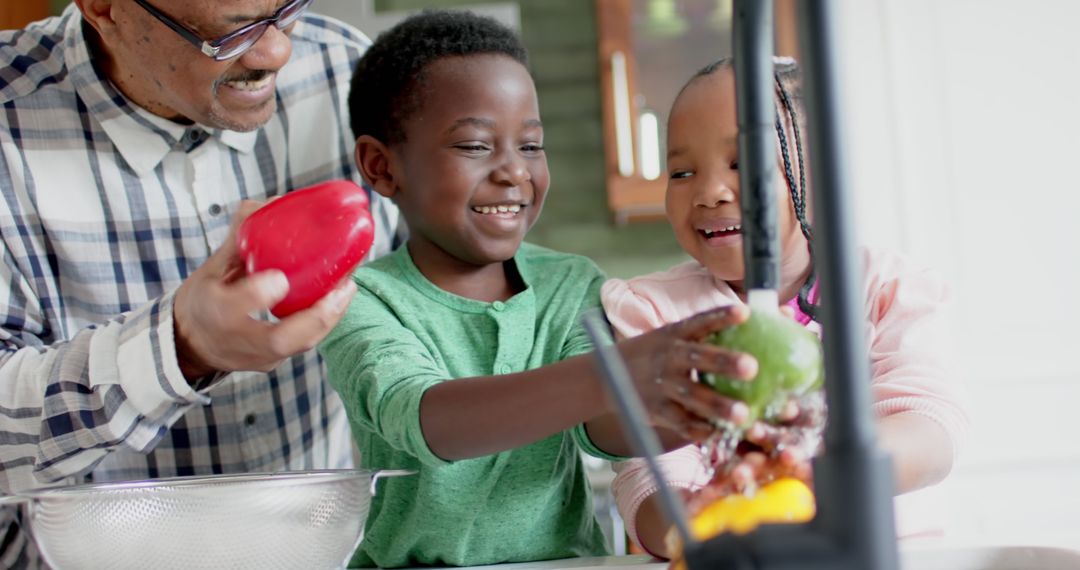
[703,308,824,426]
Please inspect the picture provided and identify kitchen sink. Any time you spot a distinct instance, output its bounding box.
[900,545,1080,570]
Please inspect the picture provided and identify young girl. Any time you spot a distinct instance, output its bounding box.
[604,57,970,557]
[319,12,758,568]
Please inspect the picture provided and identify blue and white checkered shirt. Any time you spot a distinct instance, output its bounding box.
[0,7,399,567]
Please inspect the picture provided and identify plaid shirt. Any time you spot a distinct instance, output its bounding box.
[0,7,400,567]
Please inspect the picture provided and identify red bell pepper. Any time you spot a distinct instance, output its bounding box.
[237,180,375,318]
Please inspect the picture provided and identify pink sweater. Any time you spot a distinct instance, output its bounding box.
[602,248,969,550]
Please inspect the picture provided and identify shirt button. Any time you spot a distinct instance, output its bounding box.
[208,203,223,216]
[186,129,203,144]
[498,363,512,374]
[492,301,505,311]
[244,413,257,427]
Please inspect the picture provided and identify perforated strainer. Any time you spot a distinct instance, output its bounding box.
[0,469,412,570]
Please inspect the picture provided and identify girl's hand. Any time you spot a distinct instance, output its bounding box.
[728,391,826,492]
[617,305,758,442]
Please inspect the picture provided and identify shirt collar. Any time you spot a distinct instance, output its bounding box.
[63,9,258,176]
[394,245,536,313]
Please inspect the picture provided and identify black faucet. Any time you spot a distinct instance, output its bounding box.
[682,1,901,568]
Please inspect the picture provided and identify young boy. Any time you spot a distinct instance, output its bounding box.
[320,10,756,568]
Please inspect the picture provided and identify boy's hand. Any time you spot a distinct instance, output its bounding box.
[617,305,758,442]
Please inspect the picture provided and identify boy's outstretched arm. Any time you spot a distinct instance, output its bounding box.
[418,307,755,461]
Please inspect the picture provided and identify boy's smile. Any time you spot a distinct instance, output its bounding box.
[470,200,530,233]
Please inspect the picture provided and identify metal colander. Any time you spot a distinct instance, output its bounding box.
[1,469,412,570]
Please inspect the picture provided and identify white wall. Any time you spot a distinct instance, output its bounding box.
[837,0,1080,547]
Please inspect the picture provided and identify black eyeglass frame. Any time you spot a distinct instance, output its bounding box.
[132,0,313,61]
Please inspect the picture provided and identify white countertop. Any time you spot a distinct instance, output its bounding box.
[400,545,1080,570]
[402,555,662,570]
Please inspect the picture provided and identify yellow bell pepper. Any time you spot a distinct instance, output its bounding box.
[690,477,815,537]
[667,478,815,570]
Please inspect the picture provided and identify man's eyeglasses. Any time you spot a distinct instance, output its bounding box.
[133,0,313,62]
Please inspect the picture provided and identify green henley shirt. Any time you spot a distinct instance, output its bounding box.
[320,243,620,568]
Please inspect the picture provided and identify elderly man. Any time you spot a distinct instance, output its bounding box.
[0,0,400,565]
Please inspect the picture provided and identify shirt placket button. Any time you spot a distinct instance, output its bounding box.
[183,129,204,149]
[491,301,511,374]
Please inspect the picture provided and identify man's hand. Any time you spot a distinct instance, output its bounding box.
[172,201,357,381]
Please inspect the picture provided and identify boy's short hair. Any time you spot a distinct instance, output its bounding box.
[348,10,529,145]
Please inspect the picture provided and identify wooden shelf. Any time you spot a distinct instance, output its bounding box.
[1,0,50,31]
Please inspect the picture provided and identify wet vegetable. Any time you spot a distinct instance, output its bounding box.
[689,477,815,536]
[702,308,824,425]
[237,180,375,318]
[667,478,816,570]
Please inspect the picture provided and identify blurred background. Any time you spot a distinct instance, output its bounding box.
[5,0,1080,556]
